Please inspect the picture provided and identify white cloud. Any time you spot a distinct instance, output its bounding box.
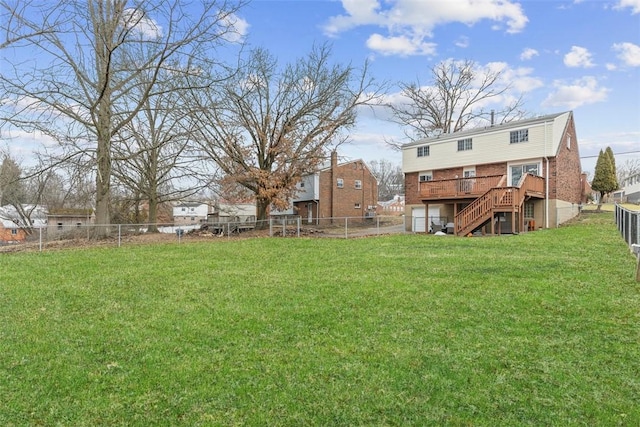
[366,34,437,56]
[122,9,162,39]
[323,0,528,56]
[615,0,640,14]
[606,63,617,70]
[455,36,470,49]
[564,46,595,68]
[542,76,609,109]
[520,48,539,61]
[491,63,544,93]
[219,13,249,43]
[612,42,640,66]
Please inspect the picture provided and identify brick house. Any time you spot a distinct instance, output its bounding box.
[292,151,378,223]
[0,218,27,243]
[0,205,47,244]
[402,111,586,235]
[378,194,405,216]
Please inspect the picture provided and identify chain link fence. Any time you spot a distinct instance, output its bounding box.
[615,203,640,249]
[0,216,414,253]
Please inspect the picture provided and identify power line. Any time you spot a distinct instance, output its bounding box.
[581,150,640,159]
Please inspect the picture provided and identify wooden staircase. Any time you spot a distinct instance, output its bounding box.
[454,174,544,236]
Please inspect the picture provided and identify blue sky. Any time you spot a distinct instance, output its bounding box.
[236,0,640,175]
[3,0,639,177]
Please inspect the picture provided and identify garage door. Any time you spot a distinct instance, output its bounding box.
[411,206,441,232]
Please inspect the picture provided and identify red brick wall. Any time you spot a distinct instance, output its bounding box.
[0,226,26,243]
[552,116,583,204]
[477,162,508,176]
[405,172,419,205]
[319,161,378,218]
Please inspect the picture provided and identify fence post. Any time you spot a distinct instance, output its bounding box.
[376,216,380,235]
[297,216,300,237]
[632,245,640,282]
[345,217,348,239]
[39,226,42,252]
[118,224,121,248]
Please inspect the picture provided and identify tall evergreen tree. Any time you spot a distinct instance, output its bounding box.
[604,146,619,191]
[591,148,618,211]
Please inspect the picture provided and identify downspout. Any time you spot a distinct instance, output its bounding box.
[544,120,550,229]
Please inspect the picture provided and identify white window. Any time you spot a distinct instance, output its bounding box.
[510,163,540,186]
[457,138,472,151]
[299,181,305,188]
[417,146,430,157]
[11,229,17,235]
[354,203,361,209]
[419,172,433,182]
[566,135,571,149]
[510,129,529,144]
[337,178,344,188]
[355,180,362,189]
[463,167,476,178]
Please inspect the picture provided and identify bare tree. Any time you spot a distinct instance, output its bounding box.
[369,159,403,201]
[0,0,245,237]
[0,1,57,49]
[617,158,640,188]
[388,59,525,143]
[0,150,50,233]
[189,44,383,223]
[111,68,210,231]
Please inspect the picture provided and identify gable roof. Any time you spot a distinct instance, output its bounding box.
[403,111,571,151]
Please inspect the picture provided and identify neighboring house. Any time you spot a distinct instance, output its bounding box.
[47,209,95,235]
[206,202,257,232]
[292,151,378,223]
[402,111,586,235]
[378,194,405,216]
[172,202,211,226]
[0,217,27,243]
[619,172,640,204]
[0,205,47,244]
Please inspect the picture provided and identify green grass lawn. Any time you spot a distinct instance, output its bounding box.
[1,213,638,426]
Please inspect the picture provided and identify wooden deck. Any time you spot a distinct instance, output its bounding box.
[418,174,546,236]
[419,175,505,200]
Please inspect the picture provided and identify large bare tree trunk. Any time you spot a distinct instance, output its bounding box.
[256,197,270,229]
[147,190,160,233]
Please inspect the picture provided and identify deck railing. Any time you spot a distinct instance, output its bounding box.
[419,175,505,199]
